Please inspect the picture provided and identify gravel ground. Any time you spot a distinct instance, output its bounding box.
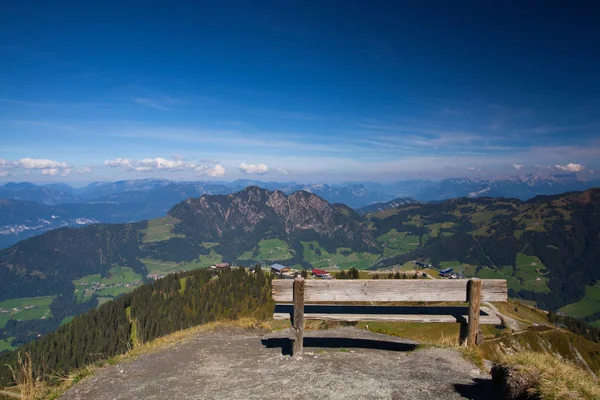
[60,326,499,400]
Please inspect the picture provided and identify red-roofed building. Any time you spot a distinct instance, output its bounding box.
[312,269,331,278]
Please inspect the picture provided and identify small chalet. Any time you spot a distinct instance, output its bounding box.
[439,268,454,278]
[270,263,290,274]
[311,269,331,279]
[212,262,230,269]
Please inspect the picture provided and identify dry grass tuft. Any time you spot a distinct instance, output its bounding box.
[7,352,47,400]
[499,351,600,400]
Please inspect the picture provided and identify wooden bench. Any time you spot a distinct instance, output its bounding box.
[272,277,508,356]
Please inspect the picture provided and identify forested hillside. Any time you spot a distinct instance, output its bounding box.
[0,266,273,387]
[0,187,378,350]
[1,187,600,353]
[370,189,600,318]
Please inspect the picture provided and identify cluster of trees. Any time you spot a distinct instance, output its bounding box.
[334,269,416,280]
[0,267,273,387]
[548,310,600,343]
[336,268,360,279]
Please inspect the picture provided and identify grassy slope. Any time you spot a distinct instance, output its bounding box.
[559,285,600,319]
[301,241,378,270]
[238,239,294,262]
[0,297,54,329]
[141,216,185,243]
[73,266,143,303]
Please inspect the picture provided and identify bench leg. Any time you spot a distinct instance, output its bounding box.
[467,278,482,347]
[293,277,305,357]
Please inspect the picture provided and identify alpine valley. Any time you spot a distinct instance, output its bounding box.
[1,173,599,248]
[1,184,600,353]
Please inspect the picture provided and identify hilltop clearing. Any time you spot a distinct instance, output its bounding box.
[60,326,495,400]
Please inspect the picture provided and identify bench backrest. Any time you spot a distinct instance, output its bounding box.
[272,279,508,302]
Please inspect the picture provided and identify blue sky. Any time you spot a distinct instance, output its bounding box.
[1,0,599,184]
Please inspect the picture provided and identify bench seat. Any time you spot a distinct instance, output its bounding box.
[271,277,508,355]
[273,304,502,325]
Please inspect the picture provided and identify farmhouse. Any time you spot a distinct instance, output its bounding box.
[210,263,230,269]
[439,268,454,278]
[311,269,331,279]
[270,263,290,274]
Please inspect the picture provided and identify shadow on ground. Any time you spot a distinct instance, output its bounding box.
[453,378,500,400]
[261,336,418,356]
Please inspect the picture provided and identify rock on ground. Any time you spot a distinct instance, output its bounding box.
[60,327,499,400]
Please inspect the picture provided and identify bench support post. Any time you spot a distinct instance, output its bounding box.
[293,277,305,356]
[467,278,482,347]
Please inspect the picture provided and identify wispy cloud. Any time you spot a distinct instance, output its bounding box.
[133,98,170,110]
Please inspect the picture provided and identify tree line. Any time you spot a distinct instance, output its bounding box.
[0,266,273,387]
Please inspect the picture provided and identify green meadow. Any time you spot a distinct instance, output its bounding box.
[73,266,143,303]
[0,296,54,329]
[301,241,378,270]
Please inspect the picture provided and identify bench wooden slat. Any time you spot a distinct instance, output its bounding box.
[273,312,501,325]
[272,279,508,303]
[273,304,502,325]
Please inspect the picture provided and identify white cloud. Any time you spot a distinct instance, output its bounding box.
[276,168,289,175]
[0,158,71,176]
[105,157,195,172]
[77,166,92,174]
[0,158,15,168]
[512,164,524,170]
[18,158,69,169]
[105,158,133,168]
[554,163,585,172]
[136,157,195,171]
[42,168,60,176]
[465,166,477,171]
[239,163,268,175]
[105,156,223,175]
[196,164,226,177]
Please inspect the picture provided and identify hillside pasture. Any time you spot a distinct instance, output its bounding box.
[141,216,185,243]
[141,258,180,276]
[301,241,378,269]
[476,267,523,291]
[0,296,54,329]
[142,250,223,276]
[559,285,600,319]
[514,253,550,293]
[0,337,15,353]
[73,266,143,302]
[238,239,294,262]
[377,229,420,256]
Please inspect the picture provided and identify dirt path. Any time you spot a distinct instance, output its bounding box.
[484,302,523,331]
[60,327,498,400]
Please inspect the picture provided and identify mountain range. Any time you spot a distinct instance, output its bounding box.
[1,174,599,248]
[1,185,600,352]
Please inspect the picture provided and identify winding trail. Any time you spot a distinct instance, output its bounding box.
[484,302,523,331]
